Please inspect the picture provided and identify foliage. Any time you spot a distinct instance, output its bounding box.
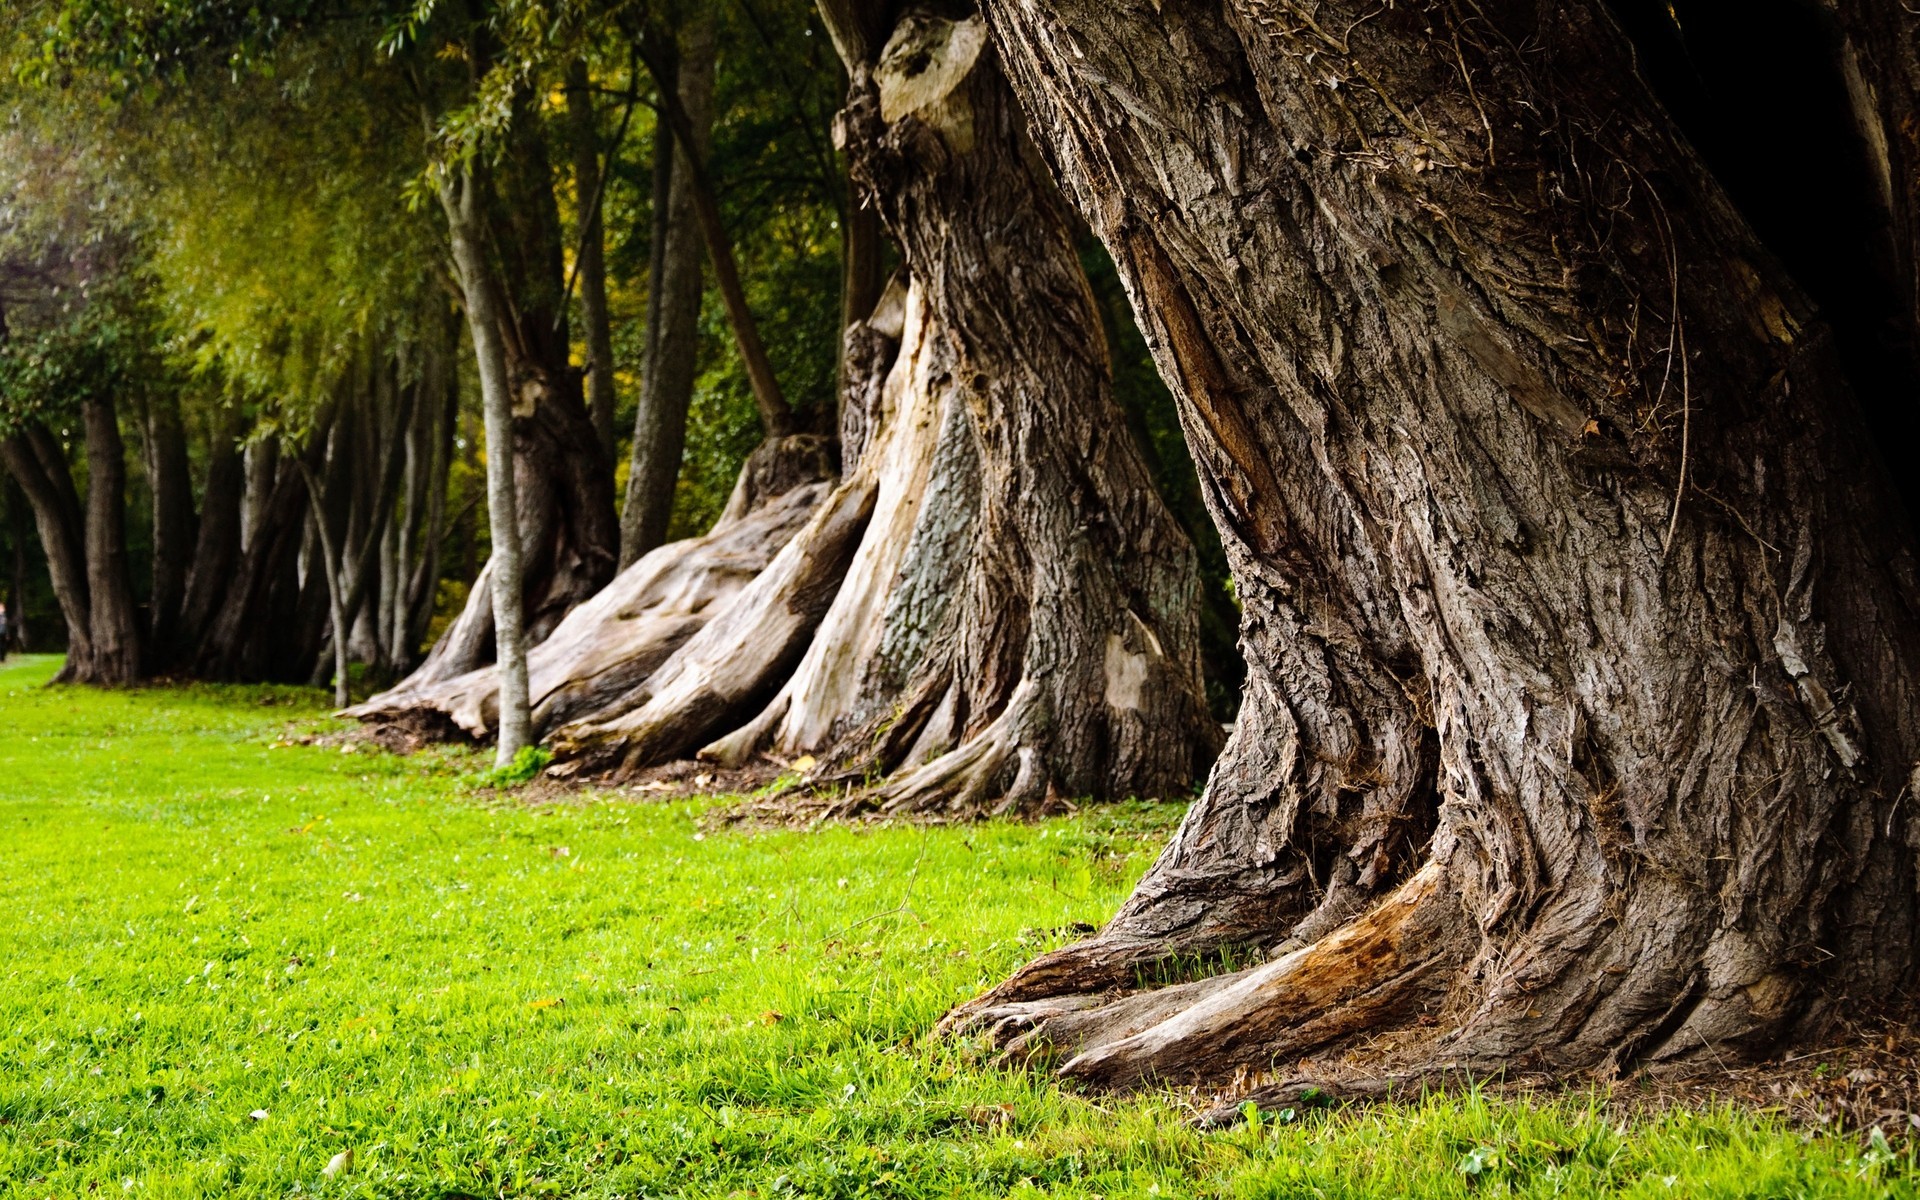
[0,268,174,438]
[0,654,1911,1198]
[470,742,553,788]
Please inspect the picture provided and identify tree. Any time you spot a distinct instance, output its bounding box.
[354,0,1222,814]
[619,17,715,567]
[942,0,1920,1093]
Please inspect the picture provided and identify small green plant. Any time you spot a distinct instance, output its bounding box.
[470,744,552,788]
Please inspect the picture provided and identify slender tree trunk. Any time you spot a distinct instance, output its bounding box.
[620,22,714,567]
[1,423,91,677]
[567,59,620,464]
[947,0,1920,1091]
[641,22,794,437]
[142,390,195,664]
[296,457,353,708]
[441,167,533,765]
[405,329,459,660]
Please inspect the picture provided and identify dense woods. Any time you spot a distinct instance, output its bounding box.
[5,0,1918,1100]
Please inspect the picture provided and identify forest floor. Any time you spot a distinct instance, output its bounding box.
[0,652,1914,1199]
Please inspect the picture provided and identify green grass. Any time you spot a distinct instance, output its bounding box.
[0,651,1911,1198]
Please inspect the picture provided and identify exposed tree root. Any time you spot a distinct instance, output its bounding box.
[949,861,1462,1090]
[547,472,877,774]
[347,477,828,739]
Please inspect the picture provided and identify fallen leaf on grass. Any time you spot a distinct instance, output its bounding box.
[322,1148,353,1177]
[762,1010,785,1025]
[528,997,564,1010]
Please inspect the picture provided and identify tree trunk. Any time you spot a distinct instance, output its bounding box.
[142,390,195,663]
[345,453,834,742]
[79,398,141,683]
[947,0,1920,1091]
[175,403,245,665]
[566,59,620,464]
[547,8,1220,813]
[441,166,534,765]
[620,23,714,568]
[358,5,1216,817]
[192,443,323,683]
[0,423,91,677]
[641,22,795,438]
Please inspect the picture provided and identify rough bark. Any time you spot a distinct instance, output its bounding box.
[346,452,832,740]
[620,23,714,568]
[947,0,1920,1088]
[726,9,1217,811]
[363,5,1218,817]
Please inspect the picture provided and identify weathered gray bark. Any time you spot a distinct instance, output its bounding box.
[346,452,832,741]
[620,22,714,568]
[947,0,1920,1090]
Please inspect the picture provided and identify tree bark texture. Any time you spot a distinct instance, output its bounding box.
[345,459,832,741]
[947,0,1920,1088]
[621,22,715,569]
[360,6,1218,817]
[173,403,245,667]
[548,9,1220,814]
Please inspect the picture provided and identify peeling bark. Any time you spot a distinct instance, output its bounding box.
[951,0,1920,1086]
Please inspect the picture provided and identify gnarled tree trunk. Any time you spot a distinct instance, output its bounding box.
[947,0,1920,1092]
[361,5,1218,815]
[546,7,1220,813]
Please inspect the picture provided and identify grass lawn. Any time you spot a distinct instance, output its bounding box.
[0,651,1911,1198]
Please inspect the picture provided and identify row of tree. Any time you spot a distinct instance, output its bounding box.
[6,0,1920,1099]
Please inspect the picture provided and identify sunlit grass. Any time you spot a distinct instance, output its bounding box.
[0,652,1910,1198]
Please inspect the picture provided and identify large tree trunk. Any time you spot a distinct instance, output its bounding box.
[79,398,142,683]
[547,8,1219,812]
[620,21,715,568]
[359,7,1217,815]
[947,0,1920,1091]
